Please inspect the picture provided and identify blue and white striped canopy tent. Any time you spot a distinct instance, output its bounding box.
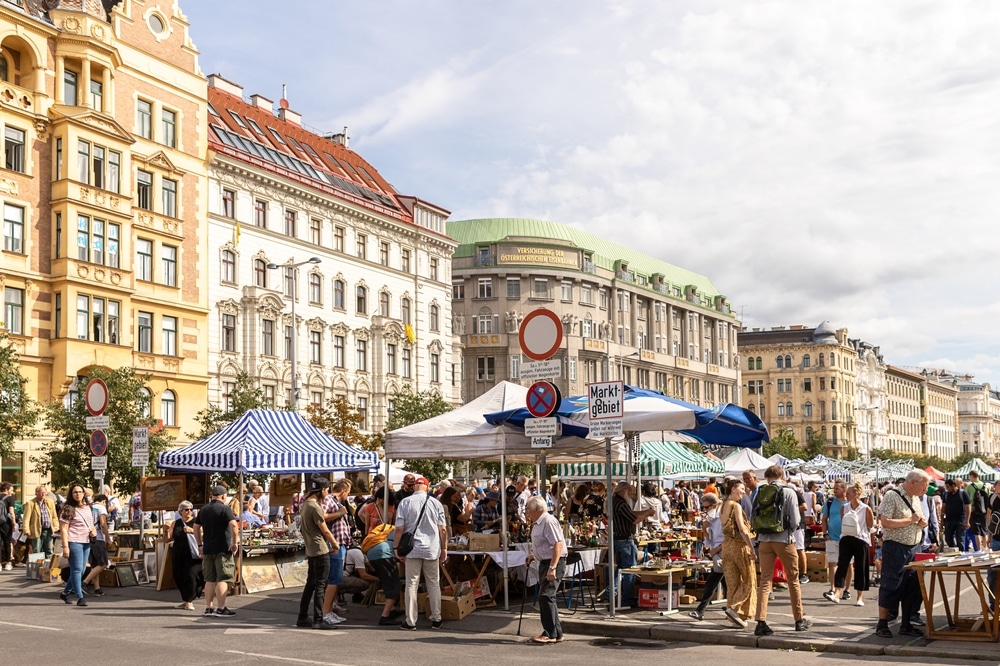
[158,409,378,474]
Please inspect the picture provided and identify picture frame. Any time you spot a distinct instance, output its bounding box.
[115,547,134,562]
[142,476,186,512]
[270,473,300,507]
[182,473,209,507]
[345,470,370,495]
[116,564,137,587]
[143,551,157,583]
[132,561,149,585]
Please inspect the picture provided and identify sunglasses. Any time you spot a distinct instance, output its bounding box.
[181,508,193,512]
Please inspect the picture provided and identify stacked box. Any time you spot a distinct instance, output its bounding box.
[440,590,476,621]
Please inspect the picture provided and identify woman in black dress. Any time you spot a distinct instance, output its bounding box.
[168,500,201,610]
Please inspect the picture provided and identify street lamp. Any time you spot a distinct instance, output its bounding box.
[617,351,640,384]
[266,256,321,410]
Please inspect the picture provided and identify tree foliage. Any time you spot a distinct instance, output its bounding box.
[33,367,172,492]
[307,395,376,451]
[188,370,269,441]
[377,387,453,483]
[0,330,40,460]
[803,429,827,459]
[763,427,801,459]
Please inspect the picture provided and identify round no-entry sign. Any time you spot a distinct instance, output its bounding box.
[85,378,109,416]
[526,381,562,418]
[518,308,563,361]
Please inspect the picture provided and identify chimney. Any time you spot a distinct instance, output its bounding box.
[207,74,243,97]
[326,126,349,148]
[250,94,273,111]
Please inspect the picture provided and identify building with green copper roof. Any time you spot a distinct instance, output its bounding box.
[447,218,741,407]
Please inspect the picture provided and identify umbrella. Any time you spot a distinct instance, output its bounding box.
[484,385,769,448]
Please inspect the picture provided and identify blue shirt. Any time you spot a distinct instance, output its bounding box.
[824,498,849,541]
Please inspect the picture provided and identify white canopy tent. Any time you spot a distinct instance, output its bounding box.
[723,448,773,477]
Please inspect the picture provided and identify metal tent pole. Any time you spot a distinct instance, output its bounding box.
[501,452,509,611]
[606,436,616,618]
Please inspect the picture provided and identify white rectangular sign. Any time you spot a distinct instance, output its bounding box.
[132,427,149,453]
[531,436,553,448]
[91,455,107,470]
[587,381,624,420]
[93,470,105,481]
[589,419,623,438]
[132,453,149,468]
[524,417,559,437]
[519,359,562,381]
[86,415,110,430]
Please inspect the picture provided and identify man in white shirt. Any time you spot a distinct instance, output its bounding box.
[393,476,447,631]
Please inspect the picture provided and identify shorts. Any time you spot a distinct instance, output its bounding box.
[89,540,109,568]
[370,557,401,601]
[327,545,346,585]
[202,552,236,583]
[825,539,840,564]
[793,528,805,550]
[970,515,988,536]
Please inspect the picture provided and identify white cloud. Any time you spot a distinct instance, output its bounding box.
[187,0,1000,387]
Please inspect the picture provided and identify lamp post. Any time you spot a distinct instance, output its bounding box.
[266,256,321,410]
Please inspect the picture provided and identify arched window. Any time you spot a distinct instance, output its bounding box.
[379,291,390,317]
[830,352,836,367]
[140,387,152,419]
[759,404,766,420]
[253,259,267,287]
[803,401,813,417]
[777,403,785,416]
[356,286,367,314]
[429,304,439,331]
[333,280,345,309]
[802,354,811,368]
[221,250,236,283]
[776,355,784,369]
[832,425,838,442]
[755,356,762,370]
[818,353,825,367]
[831,400,837,420]
[309,274,322,304]
[786,402,793,416]
[748,357,754,371]
[747,403,756,413]
[161,389,176,426]
[784,354,791,367]
[806,426,813,438]
[0,58,8,82]
[401,297,411,325]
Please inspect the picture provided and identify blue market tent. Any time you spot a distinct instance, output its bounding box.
[157,409,378,474]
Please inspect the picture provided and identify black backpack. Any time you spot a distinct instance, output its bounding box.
[971,482,987,516]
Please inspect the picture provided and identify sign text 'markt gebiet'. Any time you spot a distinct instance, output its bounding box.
[588,381,624,419]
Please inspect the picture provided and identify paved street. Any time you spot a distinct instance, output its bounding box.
[2,571,998,665]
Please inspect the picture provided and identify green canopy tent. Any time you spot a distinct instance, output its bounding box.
[556,458,666,481]
[947,457,997,482]
[644,440,725,477]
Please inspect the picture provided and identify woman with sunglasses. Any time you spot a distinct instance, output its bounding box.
[169,501,202,610]
[59,483,96,606]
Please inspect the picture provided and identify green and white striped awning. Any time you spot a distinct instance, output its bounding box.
[556,459,665,481]
[947,457,997,482]
[644,440,725,476]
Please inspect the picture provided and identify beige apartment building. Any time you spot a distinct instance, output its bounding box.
[885,365,923,457]
[923,374,958,460]
[738,323,859,457]
[0,1,209,499]
[448,218,741,406]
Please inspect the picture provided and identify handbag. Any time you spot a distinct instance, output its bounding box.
[396,495,430,557]
[711,552,723,573]
[187,532,202,559]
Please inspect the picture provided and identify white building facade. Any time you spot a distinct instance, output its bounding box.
[204,75,458,434]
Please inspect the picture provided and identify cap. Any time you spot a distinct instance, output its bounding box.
[485,491,502,502]
[414,476,430,486]
[210,485,228,497]
[505,484,517,495]
[308,476,330,493]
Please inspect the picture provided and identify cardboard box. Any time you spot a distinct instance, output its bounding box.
[807,568,828,584]
[417,591,428,615]
[806,551,826,570]
[100,568,120,587]
[638,588,679,609]
[440,590,476,621]
[680,594,698,605]
[468,534,500,552]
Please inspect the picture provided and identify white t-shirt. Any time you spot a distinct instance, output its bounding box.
[803,491,816,516]
[345,547,366,576]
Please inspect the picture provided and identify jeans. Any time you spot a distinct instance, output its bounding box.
[988,537,1000,609]
[538,557,567,639]
[611,539,638,604]
[944,520,965,549]
[32,527,54,560]
[298,554,330,624]
[64,541,91,600]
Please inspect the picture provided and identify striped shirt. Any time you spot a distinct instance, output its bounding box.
[612,493,637,541]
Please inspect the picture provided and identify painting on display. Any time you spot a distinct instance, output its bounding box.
[181,473,209,507]
[241,554,282,593]
[116,564,137,587]
[344,471,370,494]
[142,476,186,512]
[270,474,300,508]
[276,552,309,588]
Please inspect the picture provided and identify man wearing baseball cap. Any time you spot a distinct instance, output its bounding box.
[194,485,240,617]
[297,475,340,629]
[394,476,447,630]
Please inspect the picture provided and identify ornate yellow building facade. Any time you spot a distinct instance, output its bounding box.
[0,1,208,500]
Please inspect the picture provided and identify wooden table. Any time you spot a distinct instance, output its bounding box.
[908,560,1000,642]
[623,561,710,615]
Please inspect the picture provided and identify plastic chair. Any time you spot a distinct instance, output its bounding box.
[558,552,595,612]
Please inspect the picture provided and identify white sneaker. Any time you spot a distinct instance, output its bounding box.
[2,563,11,571]
[855,599,864,607]
[323,612,346,624]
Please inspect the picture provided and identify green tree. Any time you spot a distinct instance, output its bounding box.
[472,461,536,485]
[308,395,376,450]
[803,429,827,459]
[377,387,453,483]
[188,370,269,441]
[33,367,172,491]
[763,427,801,459]
[0,330,40,459]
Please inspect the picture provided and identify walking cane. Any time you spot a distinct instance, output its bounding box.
[517,576,528,636]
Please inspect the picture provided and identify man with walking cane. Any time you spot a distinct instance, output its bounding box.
[525,496,566,644]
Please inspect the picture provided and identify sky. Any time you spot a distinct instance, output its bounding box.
[183,0,1000,388]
